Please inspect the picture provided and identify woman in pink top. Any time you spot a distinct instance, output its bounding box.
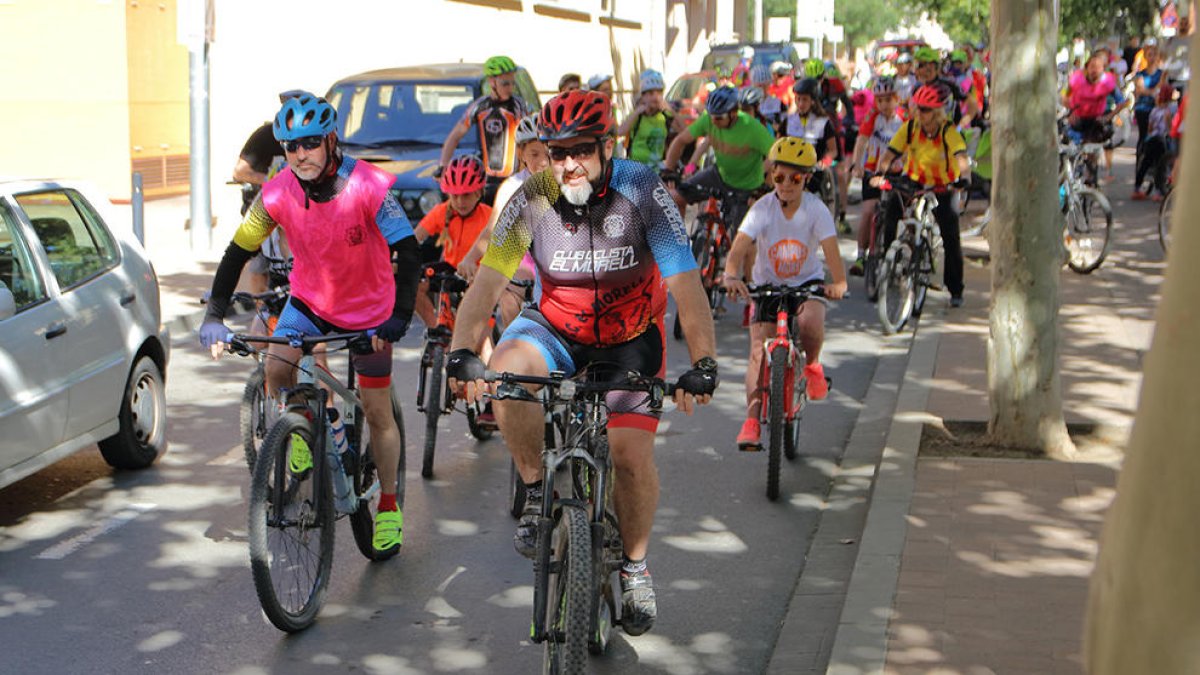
[1063,51,1118,143]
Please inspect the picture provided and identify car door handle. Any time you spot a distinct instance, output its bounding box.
[119,290,137,307]
[45,323,67,340]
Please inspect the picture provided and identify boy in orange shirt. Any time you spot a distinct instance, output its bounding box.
[414,155,491,328]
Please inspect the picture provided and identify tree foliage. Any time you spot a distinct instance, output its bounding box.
[902,0,1158,46]
[835,0,906,53]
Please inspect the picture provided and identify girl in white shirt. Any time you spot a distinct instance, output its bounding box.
[723,137,848,450]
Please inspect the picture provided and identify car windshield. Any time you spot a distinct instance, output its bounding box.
[327,81,479,147]
[667,76,710,102]
[702,49,792,74]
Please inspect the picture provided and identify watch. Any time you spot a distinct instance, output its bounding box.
[694,357,718,373]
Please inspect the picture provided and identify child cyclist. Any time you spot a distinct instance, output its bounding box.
[414,155,491,331]
[849,77,905,276]
[722,137,848,450]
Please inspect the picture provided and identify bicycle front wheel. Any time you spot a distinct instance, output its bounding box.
[349,390,406,561]
[249,411,334,632]
[877,241,916,334]
[1064,189,1113,274]
[543,504,593,675]
[1159,188,1175,255]
[766,346,787,501]
[422,344,445,478]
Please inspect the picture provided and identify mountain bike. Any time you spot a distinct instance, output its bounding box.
[1159,185,1175,255]
[672,181,750,339]
[485,368,675,674]
[223,330,406,632]
[746,282,831,501]
[813,162,843,226]
[498,276,539,519]
[875,177,944,335]
[416,262,494,478]
[1059,141,1113,274]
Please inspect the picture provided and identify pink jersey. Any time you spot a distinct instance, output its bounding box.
[262,161,397,329]
[1068,71,1117,119]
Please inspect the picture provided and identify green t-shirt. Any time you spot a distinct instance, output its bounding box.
[629,111,669,167]
[687,111,775,190]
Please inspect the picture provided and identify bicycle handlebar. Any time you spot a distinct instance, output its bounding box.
[222,329,376,354]
[199,286,290,306]
[483,369,677,398]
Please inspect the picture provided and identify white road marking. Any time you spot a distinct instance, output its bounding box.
[35,503,157,560]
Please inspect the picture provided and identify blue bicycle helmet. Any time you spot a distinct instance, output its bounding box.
[273,94,337,141]
[750,64,772,86]
[706,86,739,115]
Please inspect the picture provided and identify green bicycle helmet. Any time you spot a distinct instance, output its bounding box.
[484,55,518,77]
[803,58,826,79]
[913,46,940,63]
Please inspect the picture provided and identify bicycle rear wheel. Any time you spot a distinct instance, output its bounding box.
[349,391,406,561]
[877,241,916,334]
[766,346,787,501]
[864,213,883,301]
[422,345,445,478]
[239,362,271,473]
[249,411,334,632]
[676,223,714,340]
[1064,188,1113,274]
[543,504,593,675]
[466,401,494,440]
[1159,188,1175,255]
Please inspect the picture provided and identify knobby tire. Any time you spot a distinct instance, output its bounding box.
[767,346,787,501]
[543,505,593,675]
[877,241,916,334]
[422,344,444,478]
[349,392,406,561]
[240,363,268,472]
[249,411,334,633]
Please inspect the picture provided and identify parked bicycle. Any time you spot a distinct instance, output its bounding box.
[875,176,944,334]
[222,330,406,632]
[671,181,751,339]
[1059,141,1113,274]
[746,282,832,501]
[484,368,675,674]
[416,261,495,479]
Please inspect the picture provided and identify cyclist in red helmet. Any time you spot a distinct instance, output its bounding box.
[412,155,492,329]
[871,84,972,307]
[445,89,719,637]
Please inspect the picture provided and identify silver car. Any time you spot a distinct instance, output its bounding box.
[0,179,169,488]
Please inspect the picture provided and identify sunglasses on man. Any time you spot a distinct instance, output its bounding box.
[281,136,323,153]
[548,142,599,162]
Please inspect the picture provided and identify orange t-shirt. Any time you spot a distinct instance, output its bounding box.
[418,201,492,268]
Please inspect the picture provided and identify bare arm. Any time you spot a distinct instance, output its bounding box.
[819,236,847,300]
[665,269,718,414]
[232,158,268,186]
[664,128,696,169]
[449,265,510,354]
[616,106,643,136]
[721,232,755,302]
[438,119,471,168]
[688,137,710,167]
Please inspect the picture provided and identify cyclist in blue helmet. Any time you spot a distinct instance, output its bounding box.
[201,92,422,555]
[663,84,775,234]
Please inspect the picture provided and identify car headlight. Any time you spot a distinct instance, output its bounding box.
[418,190,441,215]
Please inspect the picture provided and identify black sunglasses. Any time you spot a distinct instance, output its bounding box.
[281,136,324,153]
[548,142,599,162]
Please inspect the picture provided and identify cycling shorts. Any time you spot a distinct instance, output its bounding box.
[860,170,882,201]
[498,307,666,432]
[274,296,393,388]
[1070,117,1114,144]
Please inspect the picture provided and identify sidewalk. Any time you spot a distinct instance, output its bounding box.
[824,147,1160,674]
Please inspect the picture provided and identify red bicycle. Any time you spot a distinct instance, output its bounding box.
[671,181,753,339]
[746,282,831,501]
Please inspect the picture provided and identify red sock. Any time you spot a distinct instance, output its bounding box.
[378,493,397,512]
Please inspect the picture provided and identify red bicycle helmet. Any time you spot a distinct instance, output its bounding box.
[440,155,486,195]
[911,84,948,109]
[538,90,614,141]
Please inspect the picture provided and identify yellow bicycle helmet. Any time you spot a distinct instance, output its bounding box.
[768,137,817,171]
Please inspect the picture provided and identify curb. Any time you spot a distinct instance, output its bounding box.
[765,316,919,674]
[824,308,946,675]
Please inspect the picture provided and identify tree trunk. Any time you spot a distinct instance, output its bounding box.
[985,0,1075,458]
[1085,42,1200,675]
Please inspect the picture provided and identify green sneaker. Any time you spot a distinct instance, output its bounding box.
[288,433,312,475]
[373,509,404,552]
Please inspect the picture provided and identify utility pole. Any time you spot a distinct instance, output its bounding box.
[179,0,213,251]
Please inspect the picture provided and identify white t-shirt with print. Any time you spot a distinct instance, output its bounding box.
[739,191,836,286]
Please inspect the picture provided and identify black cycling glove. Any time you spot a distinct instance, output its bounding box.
[374,316,409,343]
[446,349,486,383]
[677,359,719,397]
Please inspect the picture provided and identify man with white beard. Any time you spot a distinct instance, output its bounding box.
[444,90,719,637]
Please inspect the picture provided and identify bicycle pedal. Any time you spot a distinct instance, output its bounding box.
[737,442,763,452]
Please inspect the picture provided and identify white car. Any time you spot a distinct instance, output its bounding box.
[0,178,169,488]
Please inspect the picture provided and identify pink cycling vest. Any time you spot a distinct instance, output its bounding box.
[262,161,396,329]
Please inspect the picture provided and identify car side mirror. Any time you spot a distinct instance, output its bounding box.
[0,283,14,321]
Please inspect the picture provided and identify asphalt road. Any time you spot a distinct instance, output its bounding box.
[0,238,895,675]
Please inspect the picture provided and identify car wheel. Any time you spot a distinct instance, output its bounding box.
[98,356,166,469]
